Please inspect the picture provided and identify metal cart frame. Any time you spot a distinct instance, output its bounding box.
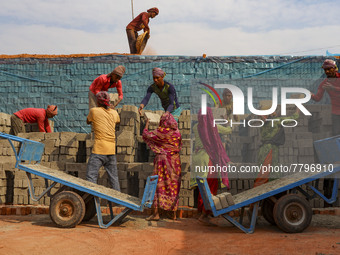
[0,132,158,229]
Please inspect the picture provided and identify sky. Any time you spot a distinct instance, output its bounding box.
[1,0,340,56]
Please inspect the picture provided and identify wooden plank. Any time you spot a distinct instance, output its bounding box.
[233,171,333,204]
[20,163,142,207]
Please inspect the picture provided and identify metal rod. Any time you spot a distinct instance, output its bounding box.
[131,0,134,19]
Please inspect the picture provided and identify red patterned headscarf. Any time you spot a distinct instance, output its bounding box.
[96,91,110,106]
[159,112,178,130]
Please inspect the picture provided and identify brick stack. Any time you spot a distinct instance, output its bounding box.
[178,110,192,206]
[0,139,17,163]
[301,180,325,208]
[0,113,11,133]
[116,105,140,163]
[0,163,15,204]
[25,120,54,133]
[1,104,339,210]
[178,110,191,139]
[306,104,333,140]
[0,165,5,204]
[115,162,153,198]
[179,171,194,207]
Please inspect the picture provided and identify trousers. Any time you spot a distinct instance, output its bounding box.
[126,29,138,54]
[86,153,120,191]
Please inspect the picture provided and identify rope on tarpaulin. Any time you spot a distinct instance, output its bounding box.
[0,70,54,84]
[242,56,314,79]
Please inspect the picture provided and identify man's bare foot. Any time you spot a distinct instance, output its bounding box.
[145,215,160,221]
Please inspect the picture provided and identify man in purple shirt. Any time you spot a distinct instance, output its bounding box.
[139,67,182,121]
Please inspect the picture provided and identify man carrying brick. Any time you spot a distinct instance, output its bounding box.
[138,67,182,121]
[311,59,340,136]
[86,91,120,191]
[89,65,126,110]
[9,105,58,136]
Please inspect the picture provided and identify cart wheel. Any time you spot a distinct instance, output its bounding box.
[69,189,97,222]
[50,191,85,228]
[261,199,276,225]
[273,194,312,233]
[82,195,97,222]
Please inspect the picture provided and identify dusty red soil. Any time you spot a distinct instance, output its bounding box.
[0,213,339,255]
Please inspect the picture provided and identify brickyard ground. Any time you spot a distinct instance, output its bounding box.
[0,210,340,255]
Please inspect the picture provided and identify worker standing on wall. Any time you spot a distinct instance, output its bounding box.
[126,7,159,54]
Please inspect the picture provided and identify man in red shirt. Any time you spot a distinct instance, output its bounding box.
[10,105,58,136]
[126,7,159,54]
[311,59,340,136]
[89,65,126,110]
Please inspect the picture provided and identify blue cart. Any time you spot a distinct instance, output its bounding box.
[197,136,340,234]
[0,132,158,228]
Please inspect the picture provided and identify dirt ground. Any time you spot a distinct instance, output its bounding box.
[0,213,340,255]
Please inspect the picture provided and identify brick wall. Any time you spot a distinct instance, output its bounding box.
[0,54,338,209]
[0,55,328,133]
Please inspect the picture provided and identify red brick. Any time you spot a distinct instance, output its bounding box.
[187,210,193,218]
[6,207,11,215]
[178,210,183,219]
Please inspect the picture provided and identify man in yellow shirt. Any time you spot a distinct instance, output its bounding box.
[86,91,120,191]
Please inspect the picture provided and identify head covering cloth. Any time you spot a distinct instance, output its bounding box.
[96,91,110,106]
[223,88,232,95]
[197,107,230,188]
[142,112,181,211]
[46,105,58,116]
[142,112,181,155]
[147,7,159,15]
[322,59,338,71]
[152,67,165,77]
[112,65,126,77]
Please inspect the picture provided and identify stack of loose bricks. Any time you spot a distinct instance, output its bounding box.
[0,113,11,133]
[0,102,339,208]
[0,104,194,207]
[213,192,235,210]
